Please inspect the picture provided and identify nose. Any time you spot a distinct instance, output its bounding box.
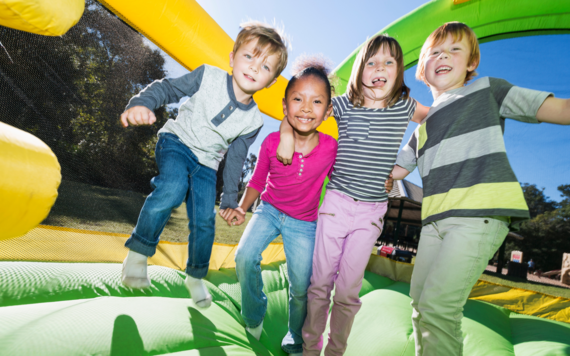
[375,63,385,71]
[438,51,449,60]
[301,102,312,113]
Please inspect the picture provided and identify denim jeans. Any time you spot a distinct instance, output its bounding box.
[125,133,217,279]
[410,217,509,356]
[235,201,317,354]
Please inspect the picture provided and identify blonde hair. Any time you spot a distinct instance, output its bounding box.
[233,21,289,78]
[347,35,409,108]
[416,22,480,86]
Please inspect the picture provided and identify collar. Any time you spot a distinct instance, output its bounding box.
[227,74,257,111]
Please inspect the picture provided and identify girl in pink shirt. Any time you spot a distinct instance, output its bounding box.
[220,58,337,355]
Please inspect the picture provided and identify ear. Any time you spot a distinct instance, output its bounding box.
[265,77,278,89]
[325,103,333,120]
[467,59,478,72]
[282,97,288,116]
[229,52,235,68]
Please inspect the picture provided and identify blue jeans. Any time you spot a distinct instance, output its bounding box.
[235,201,316,354]
[125,133,217,279]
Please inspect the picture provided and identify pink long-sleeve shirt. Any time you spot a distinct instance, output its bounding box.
[247,132,338,221]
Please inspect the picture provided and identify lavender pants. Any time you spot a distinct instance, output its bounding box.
[302,190,388,355]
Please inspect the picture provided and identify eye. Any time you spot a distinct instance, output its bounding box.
[431,50,439,55]
[314,100,322,104]
[367,61,375,66]
[452,47,461,51]
[293,97,301,102]
[386,60,394,65]
[245,54,252,59]
[263,65,270,71]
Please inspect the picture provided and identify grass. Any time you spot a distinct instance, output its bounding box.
[479,272,570,299]
[44,180,569,298]
[43,180,281,245]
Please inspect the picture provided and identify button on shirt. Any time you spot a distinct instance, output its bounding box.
[247,132,338,221]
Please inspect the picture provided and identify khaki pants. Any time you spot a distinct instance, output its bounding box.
[410,217,509,356]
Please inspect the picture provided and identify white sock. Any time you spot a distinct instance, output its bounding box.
[185,275,212,308]
[121,250,150,289]
[246,320,263,340]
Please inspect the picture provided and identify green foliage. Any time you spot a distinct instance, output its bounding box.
[0,0,171,193]
[521,183,558,218]
[510,184,570,272]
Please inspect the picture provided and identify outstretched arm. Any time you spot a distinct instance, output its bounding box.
[536,97,570,125]
[277,118,295,165]
[121,66,205,127]
[411,101,430,124]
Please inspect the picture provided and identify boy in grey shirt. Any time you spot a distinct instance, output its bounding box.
[120,21,289,308]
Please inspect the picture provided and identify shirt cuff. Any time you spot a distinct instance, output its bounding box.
[395,158,417,174]
[219,192,238,210]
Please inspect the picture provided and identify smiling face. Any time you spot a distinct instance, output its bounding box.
[229,38,280,103]
[424,34,478,98]
[282,75,332,136]
[360,45,398,108]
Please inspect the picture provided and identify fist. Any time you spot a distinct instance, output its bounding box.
[120,106,157,127]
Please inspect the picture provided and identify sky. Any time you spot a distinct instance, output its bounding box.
[156,0,570,203]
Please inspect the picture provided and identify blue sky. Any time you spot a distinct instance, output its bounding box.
[159,0,570,202]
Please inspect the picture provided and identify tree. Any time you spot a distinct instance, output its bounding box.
[508,184,570,272]
[558,184,570,208]
[521,183,558,218]
[0,0,170,193]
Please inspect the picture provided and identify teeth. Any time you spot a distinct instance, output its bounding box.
[436,66,451,73]
[372,78,387,83]
[297,117,313,123]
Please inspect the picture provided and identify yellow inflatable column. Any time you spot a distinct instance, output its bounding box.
[0,0,84,36]
[0,122,61,240]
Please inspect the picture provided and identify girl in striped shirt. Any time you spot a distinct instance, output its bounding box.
[278,35,428,355]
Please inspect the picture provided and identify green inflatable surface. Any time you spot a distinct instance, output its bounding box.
[1,261,569,355]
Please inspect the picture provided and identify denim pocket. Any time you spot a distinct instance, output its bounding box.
[347,119,370,141]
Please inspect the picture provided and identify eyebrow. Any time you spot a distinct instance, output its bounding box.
[289,91,325,98]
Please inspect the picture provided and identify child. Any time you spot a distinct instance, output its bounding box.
[278,35,429,355]
[119,21,289,309]
[220,57,337,356]
[391,22,570,356]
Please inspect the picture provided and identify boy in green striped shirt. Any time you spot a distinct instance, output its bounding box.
[391,22,570,356]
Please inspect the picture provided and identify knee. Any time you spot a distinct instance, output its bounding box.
[151,183,186,207]
[332,286,360,305]
[235,248,259,274]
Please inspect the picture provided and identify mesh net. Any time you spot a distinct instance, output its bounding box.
[0,0,263,262]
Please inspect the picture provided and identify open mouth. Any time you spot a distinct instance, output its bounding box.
[435,66,452,74]
[244,74,256,82]
[296,116,314,124]
[372,77,387,86]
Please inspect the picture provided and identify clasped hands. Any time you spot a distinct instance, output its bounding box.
[219,207,246,226]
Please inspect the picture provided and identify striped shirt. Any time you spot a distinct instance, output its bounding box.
[327,94,417,202]
[396,77,552,229]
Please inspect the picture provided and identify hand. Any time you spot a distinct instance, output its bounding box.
[120,106,157,127]
[385,174,394,193]
[276,137,295,165]
[219,207,246,226]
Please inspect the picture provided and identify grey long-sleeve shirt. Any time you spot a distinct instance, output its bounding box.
[127,64,263,209]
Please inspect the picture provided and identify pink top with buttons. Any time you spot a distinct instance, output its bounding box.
[247,132,338,221]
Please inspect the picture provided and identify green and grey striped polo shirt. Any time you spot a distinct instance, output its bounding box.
[396,77,551,229]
